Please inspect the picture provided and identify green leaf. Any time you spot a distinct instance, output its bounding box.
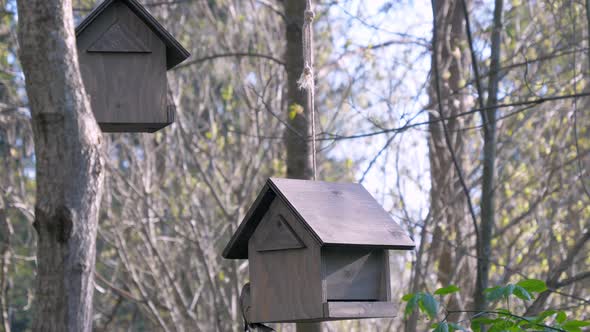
[402,293,414,301]
[515,316,536,329]
[561,324,583,332]
[420,293,439,319]
[433,322,449,332]
[503,284,515,298]
[404,293,420,318]
[563,320,590,329]
[485,286,506,302]
[471,316,502,332]
[513,285,533,301]
[537,310,557,321]
[472,317,501,325]
[221,84,233,102]
[562,327,582,332]
[288,103,304,120]
[516,279,547,293]
[556,311,567,324]
[434,285,460,296]
[488,318,515,332]
[495,308,512,315]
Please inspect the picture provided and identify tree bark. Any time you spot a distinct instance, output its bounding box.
[285,0,312,180]
[415,0,472,329]
[0,208,11,332]
[429,0,468,284]
[473,0,503,312]
[16,0,104,331]
[285,0,319,330]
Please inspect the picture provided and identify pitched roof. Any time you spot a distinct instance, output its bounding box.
[223,178,415,259]
[75,0,190,69]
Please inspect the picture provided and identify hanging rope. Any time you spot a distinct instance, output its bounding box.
[298,0,317,180]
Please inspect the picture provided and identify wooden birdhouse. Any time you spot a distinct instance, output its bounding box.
[223,178,415,323]
[75,0,190,132]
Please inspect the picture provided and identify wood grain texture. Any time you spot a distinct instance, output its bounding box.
[269,178,415,249]
[75,0,190,69]
[229,183,402,323]
[87,21,150,53]
[223,178,415,259]
[254,214,305,252]
[222,184,275,259]
[322,247,385,301]
[322,302,396,319]
[77,2,169,132]
[380,250,392,301]
[249,199,323,323]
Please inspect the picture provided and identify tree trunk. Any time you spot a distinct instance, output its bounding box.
[16,1,104,331]
[0,208,10,332]
[285,0,318,330]
[285,0,312,180]
[415,0,472,329]
[473,0,503,312]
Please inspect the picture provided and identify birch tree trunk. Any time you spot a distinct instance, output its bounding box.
[16,0,104,331]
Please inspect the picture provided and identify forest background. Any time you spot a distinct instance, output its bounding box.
[0,0,589,331]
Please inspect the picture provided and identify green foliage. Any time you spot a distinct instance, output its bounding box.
[403,292,438,319]
[403,280,590,332]
[517,279,548,293]
[288,103,304,120]
[433,322,449,332]
[431,321,469,332]
[434,285,461,296]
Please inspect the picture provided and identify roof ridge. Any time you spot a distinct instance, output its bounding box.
[75,0,190,69]
[223,178,415,260]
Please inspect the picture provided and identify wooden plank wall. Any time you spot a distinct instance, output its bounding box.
[77,2,168,130]
[249,199,324,323]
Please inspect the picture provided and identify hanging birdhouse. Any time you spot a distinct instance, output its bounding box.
[75,0,190,132]
[223,178,415,324]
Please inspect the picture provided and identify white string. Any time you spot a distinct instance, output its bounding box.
[298,0,317,180]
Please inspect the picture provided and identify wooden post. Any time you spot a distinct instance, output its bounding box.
[296,322,322,332]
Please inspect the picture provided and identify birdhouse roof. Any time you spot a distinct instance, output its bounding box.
[75,0,190,69]
[223,178,415,259]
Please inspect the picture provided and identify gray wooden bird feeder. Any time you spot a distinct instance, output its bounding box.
[75,0,190,132]
[223,178,415,324]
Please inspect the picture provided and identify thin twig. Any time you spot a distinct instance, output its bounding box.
[174,52,286,70]
[320,91,590,141]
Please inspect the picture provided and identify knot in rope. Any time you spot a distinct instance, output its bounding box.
[297,65,314,90]
[298,2,315,92]
[300,0,317,180]
[304,9,315,23]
